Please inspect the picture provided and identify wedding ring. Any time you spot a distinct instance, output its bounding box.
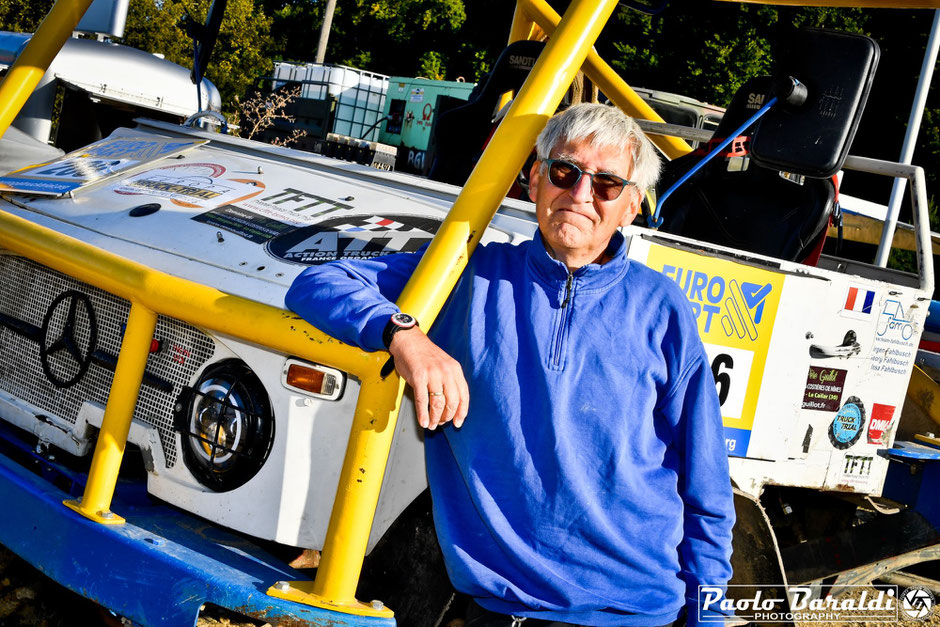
[429,391,444,397]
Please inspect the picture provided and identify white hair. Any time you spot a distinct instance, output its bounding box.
[535,103,662,192]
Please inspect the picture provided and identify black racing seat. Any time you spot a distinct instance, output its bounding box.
[428,40,545,186]
[655,75,836,264]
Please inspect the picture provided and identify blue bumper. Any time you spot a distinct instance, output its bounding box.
[0,435,395,627]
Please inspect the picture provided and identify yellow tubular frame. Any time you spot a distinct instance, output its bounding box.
[0,0,652,619]
[510,0,693,159]
[0,0,95,137]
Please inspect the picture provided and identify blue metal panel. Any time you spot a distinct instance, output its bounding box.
[0,440,396,627]
[885,440,940,461]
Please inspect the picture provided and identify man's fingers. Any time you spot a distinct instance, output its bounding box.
[426,377,447,430]
[454,373,470,428]
[412,372,430,429]
[439,377,461,427]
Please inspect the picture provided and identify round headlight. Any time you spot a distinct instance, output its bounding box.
[176,360,274,492]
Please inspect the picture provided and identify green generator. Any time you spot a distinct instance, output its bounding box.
[379,77,476,175]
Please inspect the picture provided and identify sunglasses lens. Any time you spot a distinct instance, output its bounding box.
[548,161,580,188]
[546,160,627,200]
[591,174,623,201]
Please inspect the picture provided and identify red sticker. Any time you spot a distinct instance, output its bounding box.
[867,403,895,445]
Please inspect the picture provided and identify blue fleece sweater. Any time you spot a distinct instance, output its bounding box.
[286,231,734,626]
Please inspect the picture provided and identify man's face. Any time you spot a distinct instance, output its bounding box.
[528,138,641,265]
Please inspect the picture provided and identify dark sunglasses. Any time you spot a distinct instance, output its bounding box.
[543,159,635,201]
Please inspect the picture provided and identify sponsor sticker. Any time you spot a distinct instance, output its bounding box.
[115,163,262,209]
[870,299,916,377]
[265,213,441,265]
[839,454,873,487]
[0,136,204,195]
[867,403,896,445]
[647,246,784,457]
[193,205,294,244]
[829,396,865,450]
[802,366,847,412]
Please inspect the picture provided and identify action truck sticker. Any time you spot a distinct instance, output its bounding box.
[646,245,785,458]
[802,366,847,411]
[266,214,442,265]
[829,396,865,450]
[0,136,204,195]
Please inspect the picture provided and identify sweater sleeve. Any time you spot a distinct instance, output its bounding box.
[284,252,423,352]
[660,349,736,626]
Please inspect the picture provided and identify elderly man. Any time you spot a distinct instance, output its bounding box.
[286,103,734,626]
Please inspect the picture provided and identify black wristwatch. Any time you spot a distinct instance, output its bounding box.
[382,312,419,349]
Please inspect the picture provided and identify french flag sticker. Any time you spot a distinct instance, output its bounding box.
[842,285,876,318]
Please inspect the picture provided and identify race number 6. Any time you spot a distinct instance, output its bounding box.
[702,343,755,421]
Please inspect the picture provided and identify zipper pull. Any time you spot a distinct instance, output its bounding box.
[561,274,573,308]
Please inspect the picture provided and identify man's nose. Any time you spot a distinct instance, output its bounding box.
[570,172,594,202]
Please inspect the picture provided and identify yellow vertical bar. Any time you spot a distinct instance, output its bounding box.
[64,302,157,524]
[268,0,619,616]
[267,374,403,617]
[0,0,95,137]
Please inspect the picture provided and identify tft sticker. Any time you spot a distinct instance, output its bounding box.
[802,366,847,412]
[829,396,865,450]
[867,403,896,445]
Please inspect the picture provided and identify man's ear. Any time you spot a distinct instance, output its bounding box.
[619,187,643,227]
[527,160,542,202]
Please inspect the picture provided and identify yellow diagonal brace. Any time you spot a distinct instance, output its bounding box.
[0,0,94,137]
[397,0,621,328]
[518,0,693,159]
[271,0,621,615]
[64,302,157,524]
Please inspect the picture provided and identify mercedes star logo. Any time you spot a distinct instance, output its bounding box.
[39,290,97,388]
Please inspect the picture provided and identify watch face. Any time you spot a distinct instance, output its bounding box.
[391,313,416,328]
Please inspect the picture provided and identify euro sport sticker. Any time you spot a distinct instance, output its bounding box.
[115,163,263,209]
[0,136,204,195]
[265,214,441,265]
[841,284,877,321]
[802,366,847,412]
[829,396,866,450]
[868,403,896,445]
[871,299,917,378]
[646,245,784,458]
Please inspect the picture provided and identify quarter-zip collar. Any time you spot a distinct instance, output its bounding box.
[525,229,630,305]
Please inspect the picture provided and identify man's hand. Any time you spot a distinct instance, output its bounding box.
[389,328,469,431]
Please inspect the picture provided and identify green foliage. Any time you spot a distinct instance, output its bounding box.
[419,51,445,81]
[0,0,53,33]
[262,0,511,82]
[121,0,273,113]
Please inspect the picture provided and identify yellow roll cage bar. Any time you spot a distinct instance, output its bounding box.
[0,0,931,619]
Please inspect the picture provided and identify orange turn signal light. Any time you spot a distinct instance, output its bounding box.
[283,360,344,400]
